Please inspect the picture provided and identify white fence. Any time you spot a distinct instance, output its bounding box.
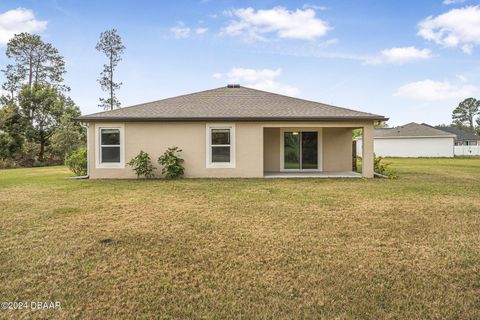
[454,146,480,156]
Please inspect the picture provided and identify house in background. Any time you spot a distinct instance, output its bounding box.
[77,85,387,179]
[429,125,480,156]
[431,125,480,146]
[356,122,455,158]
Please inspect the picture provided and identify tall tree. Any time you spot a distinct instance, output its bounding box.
[452,98,480,132]
[96,29,125,110]
[3,33,68,94]
[17,83,80,161]
[0,101,25,160]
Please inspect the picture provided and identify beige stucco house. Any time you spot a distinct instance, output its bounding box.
[78,85,387,179]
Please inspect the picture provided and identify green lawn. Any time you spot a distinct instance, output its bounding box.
[1,158,480,319]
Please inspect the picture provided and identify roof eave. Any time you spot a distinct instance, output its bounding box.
[76,116,389,122]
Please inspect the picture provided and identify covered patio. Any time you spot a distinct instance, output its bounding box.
[262,123,374,178]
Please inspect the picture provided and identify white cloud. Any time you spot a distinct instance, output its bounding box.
[395,79,476,101]
[318,38,338,47]
[302,4,327,11]
[170,23,208,38]
[366,46,433,64]
[212,67,299,96]
[195,27,208,34]
[170,22,191,39]
[222,7,331,41]
[443,0,466,4]
[0,8,47,45]
[227,67,282,83]
[418,6,480,54]
[212,72,222,79]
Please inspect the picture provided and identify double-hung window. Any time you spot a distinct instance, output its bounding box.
[96,125,124,168]
[207,124,235,168]
[101,128,121,163]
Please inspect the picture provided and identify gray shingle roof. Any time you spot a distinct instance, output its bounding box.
[78,86,387,122]
[374,122,456,138]
[432,125,480,141]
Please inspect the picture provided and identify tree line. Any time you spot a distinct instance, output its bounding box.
[0,29,124,168]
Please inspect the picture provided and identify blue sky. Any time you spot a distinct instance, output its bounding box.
[1,0,480,125]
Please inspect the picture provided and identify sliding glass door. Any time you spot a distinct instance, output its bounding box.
[301,132,318,169]
[284,132,301,169]
[283,131,318,170]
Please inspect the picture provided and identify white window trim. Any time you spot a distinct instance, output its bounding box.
[206,123,236,168]
[95,123,125,169]
[279,128,323,172]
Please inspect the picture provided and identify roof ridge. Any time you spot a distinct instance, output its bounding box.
[408,122,456,135]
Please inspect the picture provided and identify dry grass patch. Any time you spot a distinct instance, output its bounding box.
[1,158,480,319]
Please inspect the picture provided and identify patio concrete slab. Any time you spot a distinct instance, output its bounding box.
[264,171,362,178]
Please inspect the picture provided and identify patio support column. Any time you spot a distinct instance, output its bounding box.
[362,123,374,178]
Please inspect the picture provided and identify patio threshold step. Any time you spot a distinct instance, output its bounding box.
[263,171,362,178]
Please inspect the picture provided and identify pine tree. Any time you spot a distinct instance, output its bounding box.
[96,29,125,110]
[4,33,68,93]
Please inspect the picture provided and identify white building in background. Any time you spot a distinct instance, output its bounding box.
[434,125,480,156]
[356,122,455,158]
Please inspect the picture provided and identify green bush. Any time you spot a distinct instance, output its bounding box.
[127,150,156,178]
[0,158,20,169]
[65,147,87,176]
[374,155,397,179]
[158,146,184,179]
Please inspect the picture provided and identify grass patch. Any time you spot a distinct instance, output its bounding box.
[1,158,480,319]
